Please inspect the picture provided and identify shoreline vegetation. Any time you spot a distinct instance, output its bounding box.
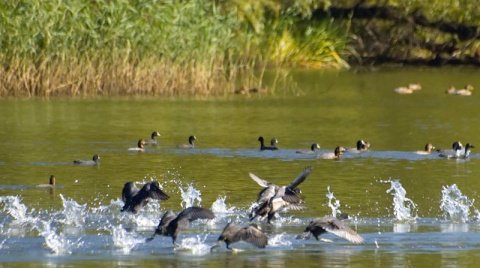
[1,1,479,98]
[0,1,350,97]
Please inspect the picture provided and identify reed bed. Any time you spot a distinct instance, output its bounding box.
[0,1,350,97]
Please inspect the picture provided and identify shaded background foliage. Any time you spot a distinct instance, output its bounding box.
[325,0,480,65]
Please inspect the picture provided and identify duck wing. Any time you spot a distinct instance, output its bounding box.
[277,186,303,204]
[146,210,177,242]
[286,166,312,190]
[143,181,170,200]
[249,173,276,188]
[232,225,268,248]
[122,182,169,213]
[313,217,364,244]
[175,206,215,222]
[166,207,215,240]
[256,185,277,203]
[121,182,139,203]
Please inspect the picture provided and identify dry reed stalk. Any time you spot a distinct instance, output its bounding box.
[0,58,272,98]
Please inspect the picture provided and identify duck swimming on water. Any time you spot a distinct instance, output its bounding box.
[394,83,422,94]
[320,146,345,159]
[296,143,320,154]
[438,141,463,158]
[346,140,370,153]
[177,135,197,149]
[37,175,56,188]
[144,131,161,145]
[128,139,145,151]
[258,136,278,150]
[73,154,100,166]
[415,143,435,155]
[460,143,475,158]
[446,85,473,96]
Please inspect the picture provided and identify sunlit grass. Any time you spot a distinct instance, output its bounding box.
[0,0,350,97]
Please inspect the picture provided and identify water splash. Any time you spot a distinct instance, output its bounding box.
[180,183,202,208]
[111,224,144,254]
[36,220,81,255]
[0,196,36,225]
[211,195,236,214]
[326,186,342,218]
[57,194,87,226]
[384,180,417,221]
[268,233,292,247]
[440,184,474,223]
[176,235,210,255]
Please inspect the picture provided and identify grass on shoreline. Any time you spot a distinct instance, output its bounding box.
[0,1,350,98]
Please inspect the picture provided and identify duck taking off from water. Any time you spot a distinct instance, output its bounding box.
[249,166,313,223]
[211,222,268,251]
[146,206,215,245]
[300,216,365,244]
[121,181,169,214]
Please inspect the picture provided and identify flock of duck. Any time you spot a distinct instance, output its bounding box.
[259,136,475,160]
[120,166,364,251]
[36,131,476,251]
[416,141,475,159]
[45,132,368,250]
[394,83,474,96]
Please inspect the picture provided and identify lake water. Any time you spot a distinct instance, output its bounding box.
[1,67,480,267]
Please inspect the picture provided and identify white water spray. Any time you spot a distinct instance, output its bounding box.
[57,194,87,226]
[36,220,80,255]
[326,186,342,218]
[384,180,417,221]
[0,196,36,225]
[111,224,144,254]
[440,184,474,223]
[176,235,210,255]
[211,195,236,214]
[179,183,202,208]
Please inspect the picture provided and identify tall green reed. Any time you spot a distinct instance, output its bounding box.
[0,0,349,97]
